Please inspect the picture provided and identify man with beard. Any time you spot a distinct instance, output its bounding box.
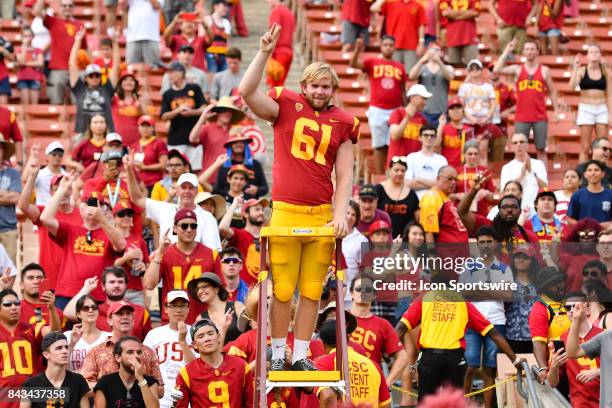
[175,319,253,407]
[219,197,268,287]
[18,263,65,329]
[81,301,163,396]
[94,336,160,408]
[0,289,60,407]
[528,266,571,384]
[239,24,358,371]
[524,188,562,244]
[21,332,90,408]
[63,267,151,340]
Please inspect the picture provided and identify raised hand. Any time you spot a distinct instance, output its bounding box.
[130,356,145,381]
[0,267,12,290]
[260,23,281,53]
[70,323,83,345]
[505,38,517,54]
[82,276,99,293]
[178,321,187,342]
[159,229,172,254]
[75,26,87,42]
[573,54,582,69]
[39,289,56,306]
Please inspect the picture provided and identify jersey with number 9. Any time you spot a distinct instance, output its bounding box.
[267,87,360,206]
[175,355,253,408]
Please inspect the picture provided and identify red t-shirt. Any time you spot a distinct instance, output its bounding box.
[440,123,472,169]
[362,58,406,110]
[228,227,260,287]
[51,221,118,301]
[439,0,479,47]
[0,322,44,406]
[130,138,168,187]
[120,233,150,291]
[560,326,601,408]
[111,96,140,147]
[0,107,23,142]
[341,0,373,27]
[19,299,66,329]
[528,298,571,343]
[349,314,403,364]
[455,165,495,217]
[96,301,151,341]
[538,0,563,31]
[198,122,230,182]
[387,108,426,161]
[71,138,105,169]
[496,0,532,27]
[159,243,222,324]
[16,47,43,81]
[35,205,82,287]
[269,4,295,52]
[267,87,360,206]
[515,65,548,122]
[380,0,426,50]
[43,14,85,70]
[168,35,209,71]
[176,356,253,408]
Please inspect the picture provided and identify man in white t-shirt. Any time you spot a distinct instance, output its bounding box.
[126,164,221,251]
[125,0,165,68]
[405,124,448,199]
[143,290,192,408]
[31,141,67,205]
[500,133,548,214]
[459,225,514,408]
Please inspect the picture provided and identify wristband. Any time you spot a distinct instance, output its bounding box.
[138,379,148,387]
[513,357,521,366]
[537,366,547,373]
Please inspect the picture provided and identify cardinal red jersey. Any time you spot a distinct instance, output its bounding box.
[34,205,82,287]
[0,107,23,142]
[96,301,151,341]
[440,124,472,168]
[341,0,373,27]
[380,0,426,50]
[19,299,66,329]
[561,326,601,408]
[168,35,209,71]
[227,227,260,287]
[175,355,254,408]
[455,166,495,217]
[43,15,86,70]
[439,0,479,46]
[51,221,118,301]
[269,4,295,53]
[515,65,548,122]
[0,322,44,407]
[387,108,426,161]
[225,330,325,363]
[267,87,360,206]
[538,0,563,31]
[362,58,406,109]
[159,243,222,324]
[496,0,532,27]
[349,314,403,364]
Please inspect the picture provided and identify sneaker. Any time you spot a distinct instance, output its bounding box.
[270,358,286,371]
[290,358,316,371]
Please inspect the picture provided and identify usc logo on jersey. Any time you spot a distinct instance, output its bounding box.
[350,327,377,358]
[444,134,462,148]
[373,65,403,81]
[518,79,544,92]
[402,122,422,140]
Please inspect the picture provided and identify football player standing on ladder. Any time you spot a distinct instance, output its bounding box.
[239,23,360,371]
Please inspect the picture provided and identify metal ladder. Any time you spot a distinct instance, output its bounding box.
[516,362,572,408]
[254,226,351,407]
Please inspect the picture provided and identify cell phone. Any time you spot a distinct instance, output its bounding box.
[39,279,53,300]
[87,197,98,207]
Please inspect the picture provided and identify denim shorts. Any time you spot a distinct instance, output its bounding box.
[17,79,41,90]
[538,28,561,37]
[206,53,228,73]
[0,77,11,96]
[465,324,506,368]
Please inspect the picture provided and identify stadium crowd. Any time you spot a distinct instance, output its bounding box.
[0,0,611,407]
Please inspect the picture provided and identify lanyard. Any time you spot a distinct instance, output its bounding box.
[106,180,121,208]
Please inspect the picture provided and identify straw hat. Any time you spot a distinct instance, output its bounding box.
[194,192,226,219]
[211,96,246,125]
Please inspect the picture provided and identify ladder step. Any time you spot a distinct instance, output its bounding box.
[260,226,336,237]
[268,370,341,382]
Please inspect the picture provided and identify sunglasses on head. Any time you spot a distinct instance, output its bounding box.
[2,300,20,307]
[354,285,374,294]
[177,223,198,231]
[391,156,408,164]
[579,231,596,238]
[80,305,98,312]
[222,257,242,264]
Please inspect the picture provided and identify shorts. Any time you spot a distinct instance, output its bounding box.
[497,26,527,53]
[424,34,437,47]
[514,120,548,150]
[16,79,41,90]
[465,325,505,368]
[538,28,561,37]
[576,103,608,125]
[47,69,70,104]
[126,40,163,67]
[423,111,442,127]
[268,201,334,302]
[341,20,370,46]
[0,77,11,96]
[445,44,479,65]
[393,49,418,71]
[205,53,228,73]
[104,0,117,6]
[366,105,394,149]
[169,144,203,172]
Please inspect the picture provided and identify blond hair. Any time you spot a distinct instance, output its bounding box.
[300,62,339,89]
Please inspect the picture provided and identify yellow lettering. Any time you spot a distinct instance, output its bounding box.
[291,117,332,165]
[0,340,34,376]
[172,265,203,290]
[208,381,230,408]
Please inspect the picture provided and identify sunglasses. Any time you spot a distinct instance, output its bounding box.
[354,286,374,294]
[177,223,198,230]
[116,210,134,218]
[2,300,20,307]
[391,156,408,164]
[50,152,64,157]
[599,147,610,152]
[62,3,73,7]
[222,257,242,264]
[87,73,101,78]
[583,270,602,278]
[80,305,98,312]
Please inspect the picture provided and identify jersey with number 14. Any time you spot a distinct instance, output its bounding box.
[267,87,360,206]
